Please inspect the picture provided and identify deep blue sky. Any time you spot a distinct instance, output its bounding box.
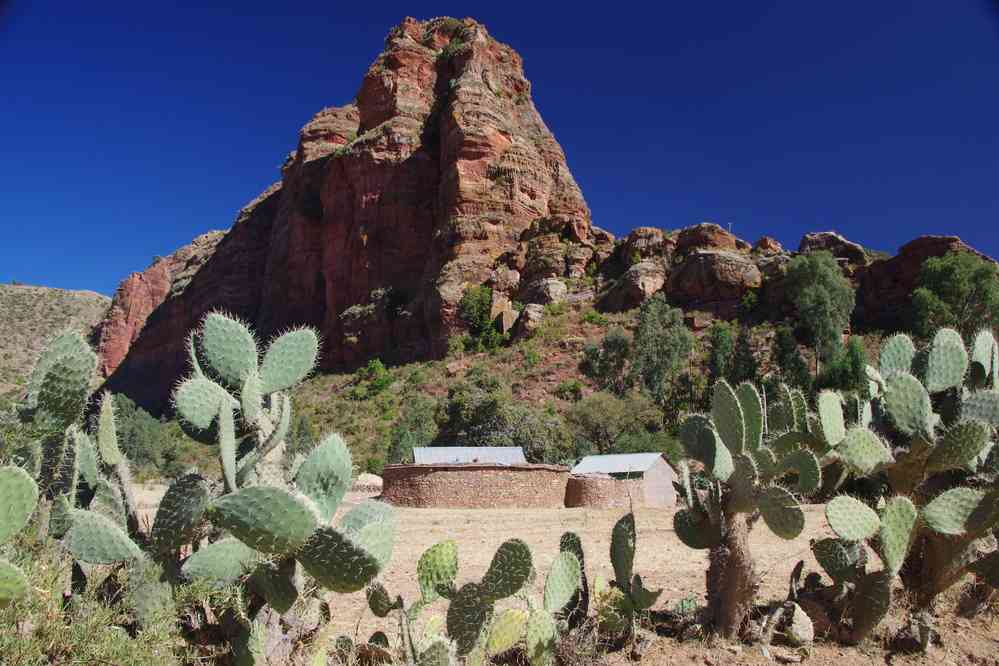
[3,2,998,295]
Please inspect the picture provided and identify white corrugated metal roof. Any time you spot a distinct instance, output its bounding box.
[571,453,664,475]
[412,447,527,465]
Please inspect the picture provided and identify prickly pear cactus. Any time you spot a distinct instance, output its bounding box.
[674,379,824,638]
[0,466,39,603]
[802,328,999,647]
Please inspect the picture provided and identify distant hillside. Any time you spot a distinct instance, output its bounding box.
[0,284,110,399]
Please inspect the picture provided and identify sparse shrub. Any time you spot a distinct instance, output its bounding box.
[566,391,660,456]
[459,285,506,351]
[582,308,610,327]
[471,403,573,464]
[554,378,584,402]
[814,335,867,393]
[386,394,438,464]
[707,321,735,385]
[629,295,695,421]
[771,324,812,391]
[728,326,758,385]
[523,346,541,368]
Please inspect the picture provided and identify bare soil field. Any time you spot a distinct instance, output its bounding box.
[134,486,999,665]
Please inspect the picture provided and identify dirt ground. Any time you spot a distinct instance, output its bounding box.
[134,487,999,665]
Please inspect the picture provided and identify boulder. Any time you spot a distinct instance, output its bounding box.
[668,249,762,313]
[513,303,545,339]
[600,260,667,311]
[676,223,746,255]
[524,278,567,305]
[798,231,867,265]
[753,236,784,255]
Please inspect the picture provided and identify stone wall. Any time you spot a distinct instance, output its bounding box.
[381,463,570,509]
[564,475,646,509]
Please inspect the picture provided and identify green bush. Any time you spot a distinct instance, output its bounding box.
[470,403,573,464]
[770,325,812,391]
[728,326,758,385]
[911,250,999,339]
[458,285,507,351]
[785,250,855,359]
[580,326,631,394]
[554,379,584,402]
[566,391,660,455]
[386,395,438,464]
[628,295,695,419]
[582,309,610,327]
[815,335,867,393]
[706,321,735,384]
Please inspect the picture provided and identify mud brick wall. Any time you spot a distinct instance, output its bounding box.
[564,475,646,509]
[381,463,570,508]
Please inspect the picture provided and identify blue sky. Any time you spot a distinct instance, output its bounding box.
[2,1,998,294]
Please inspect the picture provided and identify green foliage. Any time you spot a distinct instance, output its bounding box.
[706,321,735,385]
[785,250,856,359]
[554,379,583,402]
[472,403,573,464]
[911,250,999,339]
[771,325,812,391]
[565,391,661,456]
[581,308,610,326]
[386,395,438,464]
[580,326,631,394]
[815,336,867,393]
[729,326,758,385]
[458,285,506,351]
[110,394,198,479]
[629,295,696,420]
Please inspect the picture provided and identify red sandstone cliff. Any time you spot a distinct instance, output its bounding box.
[99,17,604,410]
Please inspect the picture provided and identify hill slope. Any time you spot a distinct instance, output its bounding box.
[0,284,110,399]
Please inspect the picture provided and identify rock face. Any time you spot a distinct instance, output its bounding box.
[101,17,601,411]
[96,231,225,376]
[668,249,762,316]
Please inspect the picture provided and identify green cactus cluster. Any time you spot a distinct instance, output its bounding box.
[4,312,398,664]
[799,327,999,645]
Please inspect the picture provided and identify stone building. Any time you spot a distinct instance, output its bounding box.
[566,453,677,509]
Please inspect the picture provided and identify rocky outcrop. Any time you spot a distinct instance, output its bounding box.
[676,223,747,255]
[96,231,224,376]
[668,249,762,317]
[601,260,668,311]
[101,17,599,411]
[855,235,995,330]
[799,231,867,266]
[754,236,784,255]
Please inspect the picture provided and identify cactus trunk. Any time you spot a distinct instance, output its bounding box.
[706,515,759,639]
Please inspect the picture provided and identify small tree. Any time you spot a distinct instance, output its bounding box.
[911,250,999,340]
[771,325,812,392]
[815,336,867,393]
[728,326,758,385]
[458,284,506,351]
[386,395,438,464]
[707,321,735,385]
[628,295,695,422]
[580,326,631,395]
[565,391,660,455]
[785,251,855,363]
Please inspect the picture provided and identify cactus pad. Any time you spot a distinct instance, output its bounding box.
[758,486,804,539]
[419,637,456,666]
[728,454,759,513]
[0,559,29,603]
[848,571,892,643]
[36,351,96,427]
[878,496,917,575]
[240,366,262,424]
[968,551,999,588]
[544,551,581,612]
[151,473,210,554]
[260,328,320,394]
[210,486,319,555]
[736,382,764,451]
[926,419,990,472]
[487,608,528,656]
[446,582,492,655]
[817,390,846,446]
[366,582,398,617]
[811,538,865,583]
[294,432,353,522]
[298,526,381,593]
[27,330,92,409]
[418,540,459,603]
[673,508,721,549]
[75,429,100,489]
[712,380,745,454]
[962,391,999,427]
[181,537,259,584]
[482,539,533,602]
[525,608,557,666]
[837,427,893,475]
[630,573,662,610]
[778,449,822,495]
[790,389,809,432]
[884,373,933,436]
[247,558,299,614]
[48,493,74,539]
[768,383,796,432]
[880,333,916,376]
[174,375,236,430]
[926,336,969,393]
[125,558,175,627]
[921,487,995,536]
[826,495,881,541]
[65,510,142,564]
[218,405,237,493]
[752,446,779,482]
[0,466,38,545]
[678,414,711,458]
[198,312,258,388]
[610,513,636,587]
[698,426,734,482]
[339,501,397,569]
